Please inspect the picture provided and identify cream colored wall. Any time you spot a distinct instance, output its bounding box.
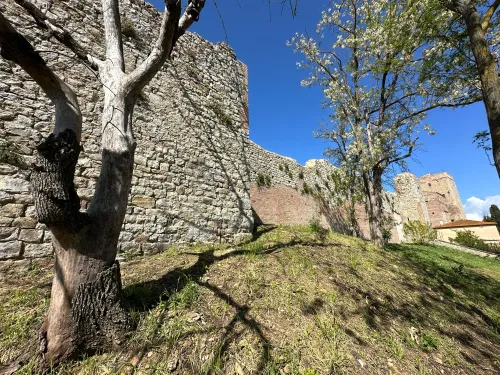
[436,226,500,242]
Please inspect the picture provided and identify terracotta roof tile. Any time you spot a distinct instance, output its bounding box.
[433,220,497,229]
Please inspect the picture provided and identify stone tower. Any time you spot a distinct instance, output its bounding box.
[394,173,430,224]
[418,172,465,227]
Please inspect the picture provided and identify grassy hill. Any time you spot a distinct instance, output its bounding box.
[1,226,499,374]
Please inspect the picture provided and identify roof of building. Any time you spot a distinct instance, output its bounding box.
[433,220,498,229]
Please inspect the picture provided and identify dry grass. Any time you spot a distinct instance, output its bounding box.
[1,225,499,374]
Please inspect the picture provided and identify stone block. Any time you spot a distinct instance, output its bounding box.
[0,217,13,227]
[19,229,44,243]
[0,227,18,242]
[0,203,25,217]
[0,191,14,204]
[131,195,155,209]
[24,243,53,258]
[0,176,30,193]
[0,241,22,260]
[233,232,253,245]
[12,216,37,228]
[0,259,31,275]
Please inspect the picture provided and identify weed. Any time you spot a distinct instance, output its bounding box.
[167,277,198,311]
[0,140,25,168]
[121,17,137,39]
[256,173,272,188]
[207,100,233,128]
[308,218,328,240]
[421,332,438,351]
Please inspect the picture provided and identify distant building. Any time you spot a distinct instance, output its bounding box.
[434,220,500,243]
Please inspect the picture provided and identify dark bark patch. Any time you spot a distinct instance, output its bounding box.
[31,130,88,232]
[71,261,132,353]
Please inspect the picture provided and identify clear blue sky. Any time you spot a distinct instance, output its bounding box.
[149,0,499,217]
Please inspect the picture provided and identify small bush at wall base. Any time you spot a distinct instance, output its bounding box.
[403,220,437,244]
[298,171,304,179]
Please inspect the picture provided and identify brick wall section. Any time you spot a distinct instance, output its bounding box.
[247,142,403,242]
[0,0,253,262]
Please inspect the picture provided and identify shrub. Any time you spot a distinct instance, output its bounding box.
[308,218,328,240]
[403,220,437,244]
[121,17,137,39]
[451,230,500,253]
[298,171,304,179]
[0,141,25,167]
[256,173,271,188]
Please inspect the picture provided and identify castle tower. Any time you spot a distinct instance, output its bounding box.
[394,173,430,224]
[418,172,465,227]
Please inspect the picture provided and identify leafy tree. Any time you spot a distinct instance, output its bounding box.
[290,0,474,246]
[0,0,206,367]
[490,204,500,227]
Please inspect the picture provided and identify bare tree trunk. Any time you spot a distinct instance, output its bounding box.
[363,170,384,247]
[36,93,136,362]
[464,9,500,177]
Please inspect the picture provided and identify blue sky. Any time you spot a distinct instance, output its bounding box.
[149,0,499,218]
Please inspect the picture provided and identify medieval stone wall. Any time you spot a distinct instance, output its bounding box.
[0,0,253,263]
[246,141,346,231]
[246,141,404,242]
[0,0,467,267]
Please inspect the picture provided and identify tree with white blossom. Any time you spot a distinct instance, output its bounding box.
[290,0,478,246]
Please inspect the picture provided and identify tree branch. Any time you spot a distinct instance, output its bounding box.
[101,0,124,71]
[0,11,82,140]
[174,0,207,44]
[125,0,206,94]
[12,0,100,70]
[482,0,500,31]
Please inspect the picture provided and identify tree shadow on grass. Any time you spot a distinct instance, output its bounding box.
[123,235,336,373]
[342,243,500,371]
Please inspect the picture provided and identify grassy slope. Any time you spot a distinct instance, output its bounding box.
[0,226,499,374]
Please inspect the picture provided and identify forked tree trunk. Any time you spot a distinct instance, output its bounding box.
[33,93,136,362]
[0,0,206,367]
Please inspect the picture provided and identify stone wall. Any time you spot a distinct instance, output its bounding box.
[246,141,404,242]
[0,0,468,266]
[0,0,253,263]
[246,143,464,244]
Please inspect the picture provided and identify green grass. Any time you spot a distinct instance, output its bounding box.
[1,226,499,374]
